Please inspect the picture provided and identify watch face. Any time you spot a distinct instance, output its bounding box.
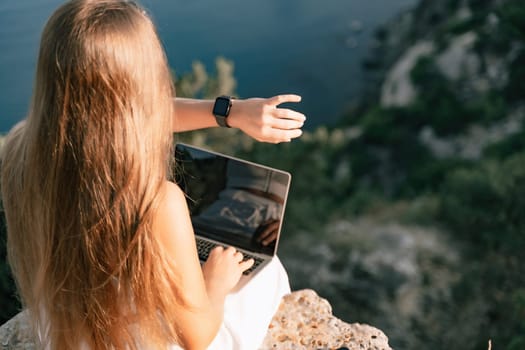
[213,97,231,116]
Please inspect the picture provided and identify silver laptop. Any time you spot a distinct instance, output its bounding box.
[174,143,291,285]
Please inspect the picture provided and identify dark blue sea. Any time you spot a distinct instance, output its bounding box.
[0,0,415,133]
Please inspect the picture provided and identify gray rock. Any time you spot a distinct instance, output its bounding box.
[261,289,391,350]
[380,41,434,107]
[419,106,525,160]
[0,311,35,350]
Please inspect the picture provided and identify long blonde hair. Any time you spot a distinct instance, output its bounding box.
[1,1,184,348]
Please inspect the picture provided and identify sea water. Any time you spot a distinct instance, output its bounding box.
[0,0,416,133]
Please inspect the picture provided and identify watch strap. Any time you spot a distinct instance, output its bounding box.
[215,114,230,128]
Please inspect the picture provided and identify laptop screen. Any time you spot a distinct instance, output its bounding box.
[174,143,291,256]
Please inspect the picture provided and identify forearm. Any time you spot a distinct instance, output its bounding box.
[180,302,224,350]
[173,94,305,143]
[175,279,226,349]
[178,282,227,349]
[173,98,218,132]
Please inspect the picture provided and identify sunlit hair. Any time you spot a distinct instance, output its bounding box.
[1,1,183,348]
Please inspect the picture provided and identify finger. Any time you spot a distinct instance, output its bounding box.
[274,108,306,122]
[239,258,255,271]
[268,128,303,143]
[224,246,236,255]
[270,117,304,131]
[211,245,224,254]
[256,228,271,242]
[207,245,224,260]
[234,251,244,262]
[268,94,302,106]
[262,231,278,246]
[256,222,279,242]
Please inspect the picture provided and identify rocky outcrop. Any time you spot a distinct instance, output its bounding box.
[0,311,33,350]
[0,289,391,350]
[377,0,520,108]
[365,0,520,107]
[380,40,434,107]
[418,105,525,160]
[380,30,484,108]
[261,289,391,350]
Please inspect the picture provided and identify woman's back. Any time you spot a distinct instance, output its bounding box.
[1,1,184,348]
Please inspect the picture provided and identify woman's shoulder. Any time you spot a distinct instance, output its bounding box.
[153,181,194,246]
[158,181,189,216]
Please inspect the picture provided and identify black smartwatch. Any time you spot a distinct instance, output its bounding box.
[213,95,233,128]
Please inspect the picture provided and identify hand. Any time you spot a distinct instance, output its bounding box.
[255,219,280,246]
[202,246,254,301]
[227,94,306,143]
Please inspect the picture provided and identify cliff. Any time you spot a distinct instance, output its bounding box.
[0,289,391,350]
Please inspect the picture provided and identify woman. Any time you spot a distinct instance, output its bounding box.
[0,1,305,349]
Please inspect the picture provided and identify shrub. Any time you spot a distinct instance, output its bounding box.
[439,153,525,348]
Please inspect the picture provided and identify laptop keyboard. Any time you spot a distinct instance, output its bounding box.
[196,238,264,275]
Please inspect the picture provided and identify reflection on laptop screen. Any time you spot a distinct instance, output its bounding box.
[174,144,290,256]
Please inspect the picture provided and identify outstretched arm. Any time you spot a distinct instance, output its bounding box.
[173,94,306,144]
